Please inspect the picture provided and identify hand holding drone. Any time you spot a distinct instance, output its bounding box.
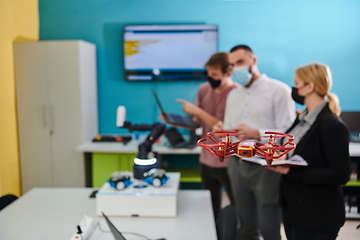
[197,131,296,166]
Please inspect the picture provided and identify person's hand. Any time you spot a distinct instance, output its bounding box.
[212,121,223,132]
[229,123,260,141]
[176,99,199,116]
[266,151,289,174]
[273,151,287,161]
[159,112,168,123]
[159,112,176,127]
[266,165,290,175]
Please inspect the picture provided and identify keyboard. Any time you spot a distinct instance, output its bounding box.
[165,113,198,127]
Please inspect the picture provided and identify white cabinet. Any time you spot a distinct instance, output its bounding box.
[14,40,98,193]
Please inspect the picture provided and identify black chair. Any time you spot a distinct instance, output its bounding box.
[0,194,18,211]
[216,205,240,240]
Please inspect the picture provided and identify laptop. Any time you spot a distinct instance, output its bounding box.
[165,127,200,149]
[152,89,200,129]
[165,127,189,148]
[340,112,360,142]
[102,212,126,240]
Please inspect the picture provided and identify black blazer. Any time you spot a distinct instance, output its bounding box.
[281,104,350,231]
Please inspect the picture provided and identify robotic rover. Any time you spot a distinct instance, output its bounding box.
[107,172,133,190]
[142,168,169,187]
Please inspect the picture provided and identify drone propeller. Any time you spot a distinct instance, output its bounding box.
[261,135,287,140]
[259,145,294,151]
[259,143,274,148]
[205,131,238,144]
[197,138,226,148]
[207,130,238,137]
[261,131,294,140]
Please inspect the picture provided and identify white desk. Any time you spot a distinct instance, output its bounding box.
[0,188,216,240]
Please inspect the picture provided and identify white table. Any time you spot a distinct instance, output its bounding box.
[0,188,216,240]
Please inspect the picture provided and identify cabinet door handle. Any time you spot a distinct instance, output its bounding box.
[42,104,47,128]
[50,104,55,129]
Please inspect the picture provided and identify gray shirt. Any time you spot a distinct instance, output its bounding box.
[287,100,327,157]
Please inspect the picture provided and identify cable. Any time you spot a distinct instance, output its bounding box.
[97,222,110,232]
[122,232,151,240]
[97,222,166,240]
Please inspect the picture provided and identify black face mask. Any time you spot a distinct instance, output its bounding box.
[207,76,221,89]
[291,87,305,105]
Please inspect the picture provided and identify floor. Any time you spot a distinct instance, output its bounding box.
[221,192,360,240]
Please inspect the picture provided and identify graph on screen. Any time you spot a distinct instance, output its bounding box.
[123,24,218,81]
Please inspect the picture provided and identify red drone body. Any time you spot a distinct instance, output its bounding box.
[197,131,296,166]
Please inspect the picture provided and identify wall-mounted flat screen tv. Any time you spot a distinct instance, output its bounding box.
[123,24,218,81]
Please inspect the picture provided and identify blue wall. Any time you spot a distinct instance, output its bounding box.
[39,0,360,134]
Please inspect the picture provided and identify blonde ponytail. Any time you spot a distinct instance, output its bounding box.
[327,92,341,116]
[296,63,341,115]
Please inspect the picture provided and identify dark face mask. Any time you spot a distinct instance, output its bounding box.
[291,87,305,105]
[207,76,221,89]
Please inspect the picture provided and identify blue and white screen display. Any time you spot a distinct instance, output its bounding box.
[123,24,218,81]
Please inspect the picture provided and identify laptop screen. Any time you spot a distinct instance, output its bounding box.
[151,89,166,113]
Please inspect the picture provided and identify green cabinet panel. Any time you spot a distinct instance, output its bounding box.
[161,154,201,183]
[165,167,201,182]
[92,153,137,187]
[345,180,360,187]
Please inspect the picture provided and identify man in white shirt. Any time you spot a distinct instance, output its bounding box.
[214,45,295,240]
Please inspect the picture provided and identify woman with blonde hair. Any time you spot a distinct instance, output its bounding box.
[270,63,350,240]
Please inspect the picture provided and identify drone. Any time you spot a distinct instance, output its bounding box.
[197,131,296,166]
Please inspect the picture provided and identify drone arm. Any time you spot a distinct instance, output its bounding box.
[271,141,296,159]
[197,138,219,156]
[197,137,239,158]
[254,148,267,159]
[205,147,220,156]
[206,132,220,144]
